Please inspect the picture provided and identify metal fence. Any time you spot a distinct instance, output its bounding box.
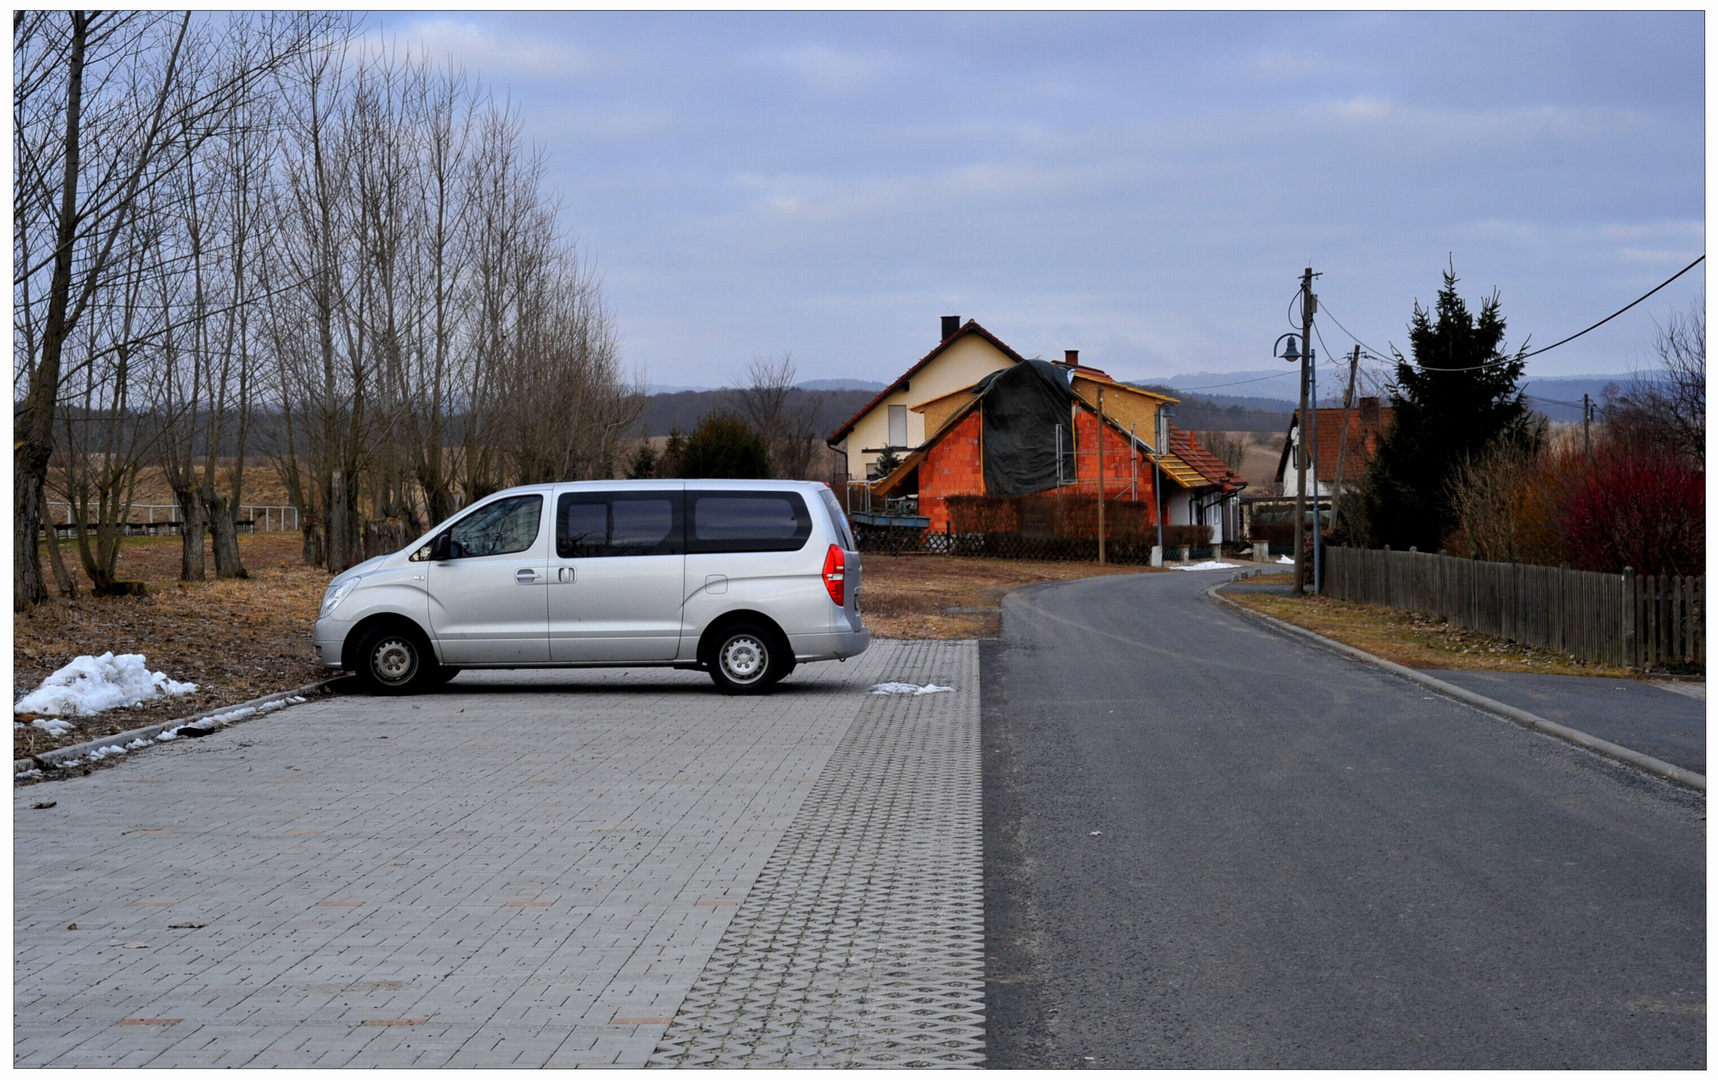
[1324,545,1704,670]
[44,502,299,535]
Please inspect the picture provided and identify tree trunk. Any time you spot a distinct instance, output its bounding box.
[202,486,247,579]
[175,487,206,581]
[300,512,324,568]
[14,14,88,611]
[38,488,77,598]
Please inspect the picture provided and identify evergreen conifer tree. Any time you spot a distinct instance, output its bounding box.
[1360,267,1539,551]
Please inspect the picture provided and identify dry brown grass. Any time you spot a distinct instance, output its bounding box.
[858,554,1155,639]
[16,533,328,760]
[1219,584,1636,678]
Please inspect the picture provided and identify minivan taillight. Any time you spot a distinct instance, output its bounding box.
[822,544,846,606]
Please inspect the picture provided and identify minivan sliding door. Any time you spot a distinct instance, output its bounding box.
[549,488,686,662]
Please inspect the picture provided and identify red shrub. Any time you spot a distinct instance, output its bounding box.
[1558,446,1703,576]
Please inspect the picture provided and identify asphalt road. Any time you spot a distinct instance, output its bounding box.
[983,569,1705,1069]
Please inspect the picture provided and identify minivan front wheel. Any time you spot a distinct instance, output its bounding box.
[708,623,787,695]
[352,622,435,695]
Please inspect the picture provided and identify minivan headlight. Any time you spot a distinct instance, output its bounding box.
[320,578,358,618]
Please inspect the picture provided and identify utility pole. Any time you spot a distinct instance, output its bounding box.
[1330,345,1360,541]
[1153,406,1170,564]
[1292,266,1315,595]
[1583,393,1593,456]
[1095,386,1106,564]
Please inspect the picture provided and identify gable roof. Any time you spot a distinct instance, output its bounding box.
[1169,428,1247,492]
[1275,402,1396,483]
[826,319,1028,446]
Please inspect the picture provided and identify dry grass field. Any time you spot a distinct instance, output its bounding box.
[16,533,328,760]
[1219,576,1636,678]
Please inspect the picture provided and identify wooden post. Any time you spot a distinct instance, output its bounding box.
[1623,567,1637,669]
[1096,388,1106,564]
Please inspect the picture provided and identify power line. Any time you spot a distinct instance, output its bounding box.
[1521,253,1704,359]
[1397,254,1707,374]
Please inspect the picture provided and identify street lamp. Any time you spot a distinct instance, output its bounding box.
[1274,331,1319,593]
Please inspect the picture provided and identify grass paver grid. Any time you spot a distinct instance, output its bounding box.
[15,643,975,1067]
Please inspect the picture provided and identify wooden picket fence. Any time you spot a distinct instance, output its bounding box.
[1324,546,1704,671]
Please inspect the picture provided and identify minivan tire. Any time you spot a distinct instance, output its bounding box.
[707,623,788,695]
[352,622,435,695]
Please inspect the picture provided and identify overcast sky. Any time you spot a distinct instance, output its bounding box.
[368,11,1704,392]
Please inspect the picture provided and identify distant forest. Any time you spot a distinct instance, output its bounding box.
[639,388,877,441]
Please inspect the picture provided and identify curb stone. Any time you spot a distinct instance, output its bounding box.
[15,677,349,780]
[1207,582,1706,793]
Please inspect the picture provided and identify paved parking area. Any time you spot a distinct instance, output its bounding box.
[14,640,982,1068]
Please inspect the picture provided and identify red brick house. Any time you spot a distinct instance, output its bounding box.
[871,356,1247,542]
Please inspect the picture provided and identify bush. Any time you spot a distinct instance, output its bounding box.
[1161,524,1213,548]
[1559,444,1703,576]
[676,414,770,479]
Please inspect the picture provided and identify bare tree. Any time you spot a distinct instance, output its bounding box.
[14,11,328,607]
[1195,430,1246,473]
[1614,296,1704,465]
[734,352,820,479]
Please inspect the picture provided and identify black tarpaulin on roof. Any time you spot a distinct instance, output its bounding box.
[975,359,1078,496]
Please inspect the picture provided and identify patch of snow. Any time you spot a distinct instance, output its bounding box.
[1277,555,1295,564]
[1171,560,1242,572]
[15,768,43,781]
[125,738,149,750]
[30,717,77,737]
[869,682,954,695]
[86,744,127,761]
[14,653,198,717]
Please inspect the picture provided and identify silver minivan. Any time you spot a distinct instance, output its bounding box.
[312,480,869,695]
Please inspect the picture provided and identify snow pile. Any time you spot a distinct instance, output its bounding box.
[30,717,77,737]
[1171,560,1241,572]
[1278,555,1295,564]
[869,682,954,695]
[14,653,198,717]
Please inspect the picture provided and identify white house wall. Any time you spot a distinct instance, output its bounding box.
[839,334,1017,482]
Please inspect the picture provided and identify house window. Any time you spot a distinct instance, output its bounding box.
[887,405,908,448]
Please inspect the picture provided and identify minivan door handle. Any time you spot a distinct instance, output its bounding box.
[558,566,576,583]
[515,568,542,585]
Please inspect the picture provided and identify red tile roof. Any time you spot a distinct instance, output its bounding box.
[825,319,1028,446]
[1274,404,1395,483]
[1169,428,1247,492]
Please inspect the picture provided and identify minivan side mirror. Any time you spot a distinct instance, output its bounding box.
[429,532,452,561]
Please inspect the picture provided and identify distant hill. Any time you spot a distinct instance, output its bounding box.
[639,387,877,440]
[1140,368,1648,425]
[1519,375,1637,422]
[1127,383,1292,433]
[796,378,886,392]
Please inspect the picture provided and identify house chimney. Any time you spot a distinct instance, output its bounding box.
[1063,350,1079,366]
[1359,396,1380,424]
[941,315,961,341]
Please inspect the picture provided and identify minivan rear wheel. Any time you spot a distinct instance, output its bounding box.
[352,622,435,695]
[708,623,786,695]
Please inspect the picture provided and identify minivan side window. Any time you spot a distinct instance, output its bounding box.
[447,495,543,558]
[688,492,812,554]
[557,492,683,558]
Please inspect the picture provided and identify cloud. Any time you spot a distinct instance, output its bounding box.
[376,16,599,79]
[746,43,900,96]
